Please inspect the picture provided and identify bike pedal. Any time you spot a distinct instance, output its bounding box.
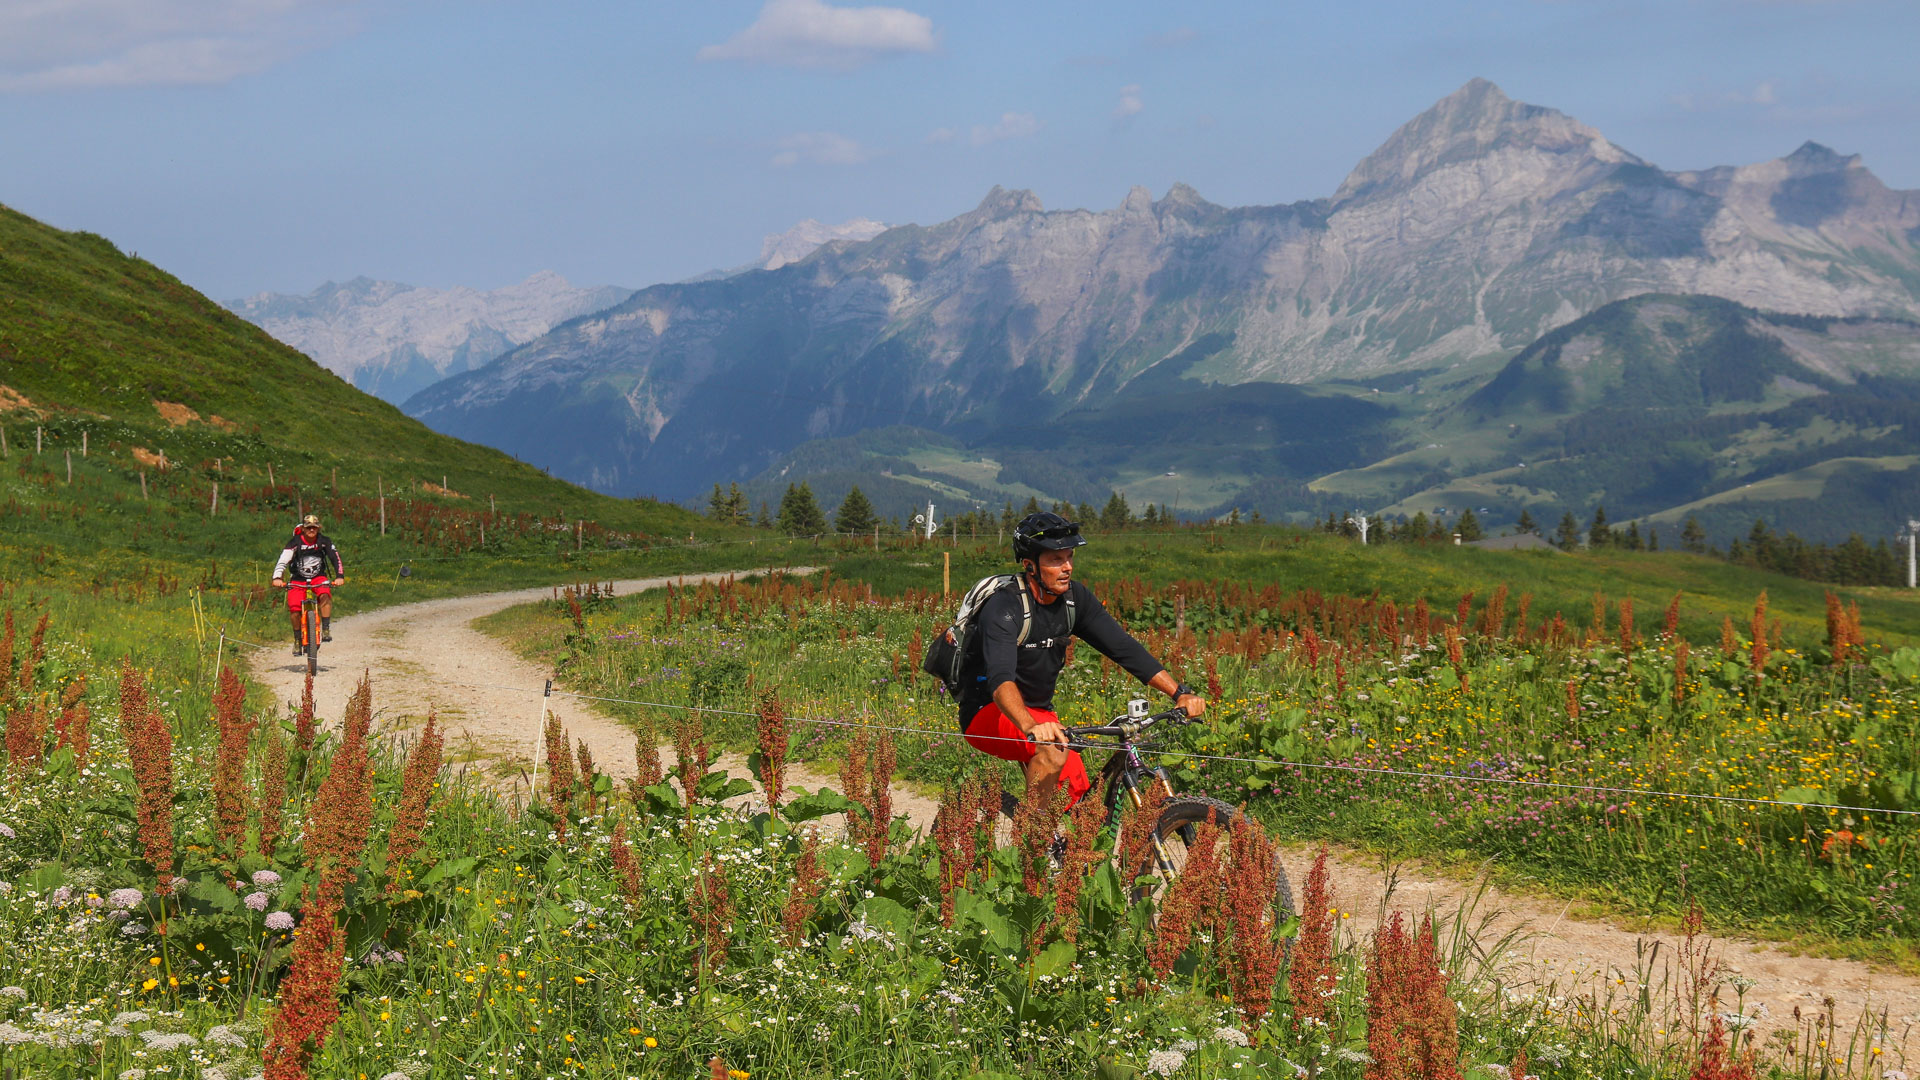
[322,633,332,642]
[292,644,304,656]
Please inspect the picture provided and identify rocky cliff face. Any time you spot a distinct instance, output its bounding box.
[405,79,1920,500]
[227,271,633,404]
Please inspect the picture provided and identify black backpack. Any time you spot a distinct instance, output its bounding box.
[922,573,1076,697]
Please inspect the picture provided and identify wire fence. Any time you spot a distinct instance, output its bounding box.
[217,628,1920,821]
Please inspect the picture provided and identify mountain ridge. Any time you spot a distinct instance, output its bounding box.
[402,78,1920,516]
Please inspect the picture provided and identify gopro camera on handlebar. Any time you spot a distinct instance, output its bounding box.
[1127,698,1151,720]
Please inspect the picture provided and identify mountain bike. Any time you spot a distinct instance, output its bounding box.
[1067,700,1296,918]
[279,580,334,677]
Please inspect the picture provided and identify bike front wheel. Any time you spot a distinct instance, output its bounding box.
[1135,796,1297,919]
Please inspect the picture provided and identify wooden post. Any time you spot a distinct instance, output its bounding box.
[943,551,951,597]
[65,449,72,484]
[267,462,274,485]
[81,430,87,457]
[330,466,337,495]
[442,474,447,492]
[480,521,485,547]
[158,449,167,470]
[490,493,496,515]
[210,482,219,516]
[576,520,583,552]
[36,426,42,453]
[0,426,7,458]
[379,478,386,535]
[297,494,303,521]
[140,471,147,499]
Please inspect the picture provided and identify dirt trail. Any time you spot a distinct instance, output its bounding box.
[240,569,943,830]
[1289,847,1920,1058]
[240,573,1918,1061]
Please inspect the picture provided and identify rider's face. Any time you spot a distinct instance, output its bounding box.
[1033,549,1073,595]
[299,527,318,540]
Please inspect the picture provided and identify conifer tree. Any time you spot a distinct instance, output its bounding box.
[1515,507,1537,535]
[778,483,827,536]
[1681,515,1707,553]
[1022,496,1042,516]
[1555,512,1581,551]
[1457,508,1483,542]
[1647,527,1660,551]
[1000,501,1016,533]
[756,501,773,529]
[725,483,748,523]
[1587,506,1610,548]
[707,483,729,520]
[1142,504,1160,526]
[834,485,878,534]
[1100,491,1131,529]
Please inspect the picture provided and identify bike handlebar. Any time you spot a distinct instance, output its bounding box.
[1065,704,1194,742]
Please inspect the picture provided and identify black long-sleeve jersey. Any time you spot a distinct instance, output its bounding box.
[956,579,1164,724]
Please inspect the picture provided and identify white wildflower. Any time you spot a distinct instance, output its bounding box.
[204,1024,248,1048]
[1144,1049,1187,1076]
[1212,1026,1250,1047]
[0,987,25,1000]
[140,1029,198,1051]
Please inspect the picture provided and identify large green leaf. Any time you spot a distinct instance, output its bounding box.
[782,787,856,823]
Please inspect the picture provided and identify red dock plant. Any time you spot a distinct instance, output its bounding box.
[575,740,597,813]
[256,718,290,858]
[212,666,255,859]
[119,659,175,887]
[631,720,664,794]
[1665,592,1683,638]
[384,711,443,892]
[674,711,711,837]
[609,821,644,908]
[305,677,375,908]
[1117,782,1170,892]
[839,729,872,851]
[543,711,575,832]
[53,676,88,768]
[689,852,734,980]
[19,613,47,694]
[1365,912,1461,1080]
[1012,785,1062,898]
[6,695,48,780]
[1290,846,1337,1028]
[1674,640,1691,705]
[1617,597,1636,655]
[261,891,345,1080]
[756,689,790,810]
[1748,591,1770,678]
[782,828,827,946]
[1146,813,1224,984]
[1719,616,1739,657]
[1050,790,1108,943]
[293,673,317,760]
[1223,813,1284,1036]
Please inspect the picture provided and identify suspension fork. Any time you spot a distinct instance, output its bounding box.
[1112,746,1180,881]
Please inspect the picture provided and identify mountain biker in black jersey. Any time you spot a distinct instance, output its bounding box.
[271,515,346,655]
[958,511,1205,807]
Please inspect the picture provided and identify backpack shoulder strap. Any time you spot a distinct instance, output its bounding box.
[1063,582,1077,636]
[1013,573,1034,647]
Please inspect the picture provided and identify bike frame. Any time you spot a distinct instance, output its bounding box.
[1070,703,1190,882]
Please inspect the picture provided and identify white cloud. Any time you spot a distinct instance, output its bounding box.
[771,131,881,167]
[924,127,956,144]
[1114,84,1144,119]
[699,0,936,71]
[969,112,1041,147]
[0,0,360,91]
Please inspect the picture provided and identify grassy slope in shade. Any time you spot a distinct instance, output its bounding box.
[0,202,699,533]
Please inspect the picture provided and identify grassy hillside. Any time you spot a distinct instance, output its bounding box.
[0,202,703,531]
[0,200,815,662]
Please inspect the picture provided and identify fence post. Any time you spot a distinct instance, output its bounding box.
[65,449,72,484]
[0,426,7,458]
[36,426,42,453]
[211,481,219,516]
[140,472,147,499]
[943,551,951,598]
[379,477,386,536]
[81,430,87,457]
[576,520,583,552]
[267,462,273,485]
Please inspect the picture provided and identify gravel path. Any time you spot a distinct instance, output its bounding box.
[241,569,944,830]
[240,572,1918,1061]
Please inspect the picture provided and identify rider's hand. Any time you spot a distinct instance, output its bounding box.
[1027,719,1068,747]
[1176,693,1207,720]
[271,578,284,588]
[334,576,346,585]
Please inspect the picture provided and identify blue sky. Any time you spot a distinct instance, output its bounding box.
[1,0,1914,300]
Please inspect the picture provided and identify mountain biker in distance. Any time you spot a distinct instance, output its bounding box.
[271,514,346,655]
[959,511,1205,807]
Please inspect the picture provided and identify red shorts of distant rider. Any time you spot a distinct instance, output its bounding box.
[285,577,332,613]
[962,702,1092,806]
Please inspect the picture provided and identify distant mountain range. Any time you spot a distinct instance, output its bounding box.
[227,272,633,404]
[394,79,1920,541]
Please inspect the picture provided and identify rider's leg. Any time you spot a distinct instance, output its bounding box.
[963,703,1091,808]
[1023,743,1067,801]
[286,587,306,654]
[318,589,333,640]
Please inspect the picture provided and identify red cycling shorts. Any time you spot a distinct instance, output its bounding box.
[285,577,331,612]
[963,702,1091,807]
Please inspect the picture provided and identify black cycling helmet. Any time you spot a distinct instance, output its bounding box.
[1013,511,1086,563]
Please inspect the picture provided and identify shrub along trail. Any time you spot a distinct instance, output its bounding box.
[242,569,942,829]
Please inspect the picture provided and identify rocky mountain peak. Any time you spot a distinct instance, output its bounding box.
[1333,78,1638,207]
[968,186,1045,220]
[1783,141,1863,175]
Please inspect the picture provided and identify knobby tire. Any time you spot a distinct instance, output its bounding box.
[1136,796,1297,919]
